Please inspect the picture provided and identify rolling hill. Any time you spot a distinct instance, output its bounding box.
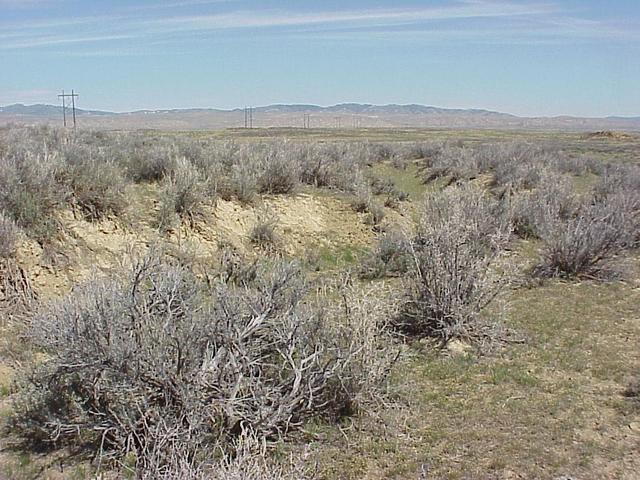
[1,102,639,131]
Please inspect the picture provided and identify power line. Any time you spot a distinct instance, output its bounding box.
[58,89,79,130]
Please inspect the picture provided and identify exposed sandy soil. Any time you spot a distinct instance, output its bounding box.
[10,186,380,300]
[585,130,634,140]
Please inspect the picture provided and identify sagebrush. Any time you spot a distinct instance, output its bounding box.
[12,253,397,474]
[398,185,512,344]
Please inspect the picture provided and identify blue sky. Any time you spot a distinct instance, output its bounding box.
[1,0,639,116]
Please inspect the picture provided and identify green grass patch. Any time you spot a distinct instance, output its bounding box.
[313,244,369,271]
[371,163,427,201]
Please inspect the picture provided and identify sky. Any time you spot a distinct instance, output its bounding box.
[1,0,639,117]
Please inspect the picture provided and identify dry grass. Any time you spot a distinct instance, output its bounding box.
[248,208,280,249]
[307,269,640,479]
[0,212,19,260]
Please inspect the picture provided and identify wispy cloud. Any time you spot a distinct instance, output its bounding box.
[289,14,640,45]
[0,0,56,7]
[0,33,138,50]
[0,14,124,31]
[128,0,237,9]
[1,0,638,54]
[141,2,556,33]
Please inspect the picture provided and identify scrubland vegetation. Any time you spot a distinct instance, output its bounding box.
[0,125,639,478]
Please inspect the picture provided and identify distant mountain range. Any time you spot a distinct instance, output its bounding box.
[0,103,112,116]
[1,102,639,131]
[0,102,521,117]
[607,115,640,121]
[239,103,516,116]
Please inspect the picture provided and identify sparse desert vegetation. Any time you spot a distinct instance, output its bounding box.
[0,125,639,479]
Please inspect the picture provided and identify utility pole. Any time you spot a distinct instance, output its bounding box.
[303,113,311,129]
[244,107,248,128]
[58,90,79,129]
[71,89,77,130]
[249,106,253,129]
[59,90,66,127]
